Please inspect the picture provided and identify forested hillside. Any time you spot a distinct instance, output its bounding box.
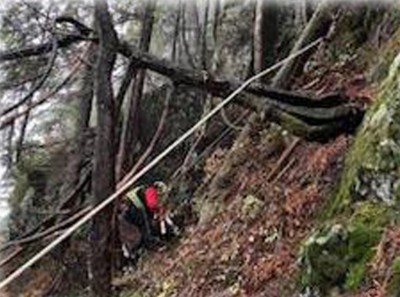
[0,1,400,296]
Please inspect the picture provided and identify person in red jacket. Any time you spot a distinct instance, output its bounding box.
[118,182,164,270]
[143,184,165,217]
[142,182,179,239]
[119,181,179,268]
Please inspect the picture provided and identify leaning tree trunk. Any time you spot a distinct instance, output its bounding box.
[56,42,97,272]
[89,0,118,296]
[272,0,334,89]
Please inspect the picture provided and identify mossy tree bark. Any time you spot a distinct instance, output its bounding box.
[330,53,400,214]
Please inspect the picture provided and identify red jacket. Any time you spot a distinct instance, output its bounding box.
[144,186,164,214]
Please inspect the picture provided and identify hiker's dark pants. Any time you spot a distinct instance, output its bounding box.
[123,203,156,247]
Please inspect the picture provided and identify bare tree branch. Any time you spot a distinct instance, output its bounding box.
[55,16,94,36]
[0,206,92,252]
[0,72,44,90]
[0,48,87,130]
[0,34,58,117]
[15,96,32,163]
[0,246,23,268]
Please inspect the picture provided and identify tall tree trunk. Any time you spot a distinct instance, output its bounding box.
[15,97,31,163]
[5,121,14,170]
[212,0,220,45]
[113,1,156,273]
[116,1,156,180]
[54,44,97,273]
[179,3,196,69]
[253,0,279,79]
[294,0,308,29]
[89,0,118,296]
[200,0,209,71]
[172,0,181,61]
[179,0,211,181]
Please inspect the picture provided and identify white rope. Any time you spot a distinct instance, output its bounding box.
[0,37,322,289]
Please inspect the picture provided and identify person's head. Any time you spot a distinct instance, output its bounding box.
[153,181,168,194]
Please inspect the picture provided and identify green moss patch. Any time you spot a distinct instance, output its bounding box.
[299,47,400,296]
[241,194,264,221]
[324,48,400,217]
[299,202,391,294]
[387,257,400,297]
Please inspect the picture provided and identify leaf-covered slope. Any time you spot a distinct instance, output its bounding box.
[116,132,349,297]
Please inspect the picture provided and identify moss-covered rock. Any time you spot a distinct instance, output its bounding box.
[10,147,50,207]
[241,194,264,221]
[300,51,400,296]
[328,52,400,216]
[299,202,391,295]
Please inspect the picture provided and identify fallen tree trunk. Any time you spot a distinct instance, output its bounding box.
[0,18,365,141]
[0,16,91,62]
[115,58,362,141]
[198,0,339,205]
[3,18,343,108]
[0,35,88,62]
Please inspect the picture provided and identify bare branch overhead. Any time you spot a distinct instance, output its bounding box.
[0,33,58,117]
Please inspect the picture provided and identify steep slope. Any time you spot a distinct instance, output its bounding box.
[115,134,349,297]
[115,16,399,297]
[114,61,370,297]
